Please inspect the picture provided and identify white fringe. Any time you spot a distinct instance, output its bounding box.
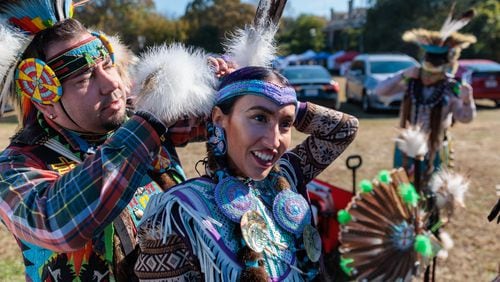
[132,43,217,125]
[141,185,241,282]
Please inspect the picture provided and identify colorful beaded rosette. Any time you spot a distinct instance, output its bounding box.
[214,176,257,223]
[272,189,311,235]
[15,58,62,104]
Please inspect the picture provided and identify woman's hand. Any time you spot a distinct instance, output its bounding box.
[208,56,238,78]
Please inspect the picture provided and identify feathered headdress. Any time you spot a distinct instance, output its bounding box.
[0,24,29,116]
[402,3,476,53]
[0,0,135,121]
[0,0,87,35]
[402,3,476,73]
[0,0,82,118]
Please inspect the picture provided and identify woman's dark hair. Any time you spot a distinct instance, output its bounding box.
[22,18,87,61]
[216,66,291,114]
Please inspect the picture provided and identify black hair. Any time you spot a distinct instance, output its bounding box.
[21,18,88,61]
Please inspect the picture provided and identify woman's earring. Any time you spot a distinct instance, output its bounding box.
[49,114,55,119]
[207,122,227,156]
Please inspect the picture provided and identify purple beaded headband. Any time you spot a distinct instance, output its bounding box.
[216,79,297,106]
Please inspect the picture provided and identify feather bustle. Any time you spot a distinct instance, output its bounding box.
[339,169,428,280]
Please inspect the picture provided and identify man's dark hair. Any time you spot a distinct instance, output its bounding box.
[22,18,87,61]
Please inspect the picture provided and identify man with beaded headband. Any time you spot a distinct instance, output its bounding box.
[133,3,359,279]
[375,5,477,186]
[0,1,233,281]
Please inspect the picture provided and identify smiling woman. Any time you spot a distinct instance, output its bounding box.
[134,66,359,281]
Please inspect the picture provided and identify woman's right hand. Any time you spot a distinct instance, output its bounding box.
[208,56,238,78]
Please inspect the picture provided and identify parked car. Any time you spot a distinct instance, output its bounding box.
[345,53,419,112]
[455,59,500,107]
[281,65,341,109]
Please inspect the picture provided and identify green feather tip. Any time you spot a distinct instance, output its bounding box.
[337,209,352,225]
[359,179,373,193]
[340,257,354,276]
[398,183,420,207]
[377,170,391,184]
[414,234,433,257]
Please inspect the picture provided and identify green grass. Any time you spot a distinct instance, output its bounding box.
[0,259,24,281]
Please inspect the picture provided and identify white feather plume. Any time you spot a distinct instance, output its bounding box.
[223,24,278,68]
[439,230,454,250]
[430,170,469,208]
[394,125,429,158]
[0,23,29,115]
[132,43,217,124]
[440,6,474,42]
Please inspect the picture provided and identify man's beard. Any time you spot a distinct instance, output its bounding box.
[102,111,127,131]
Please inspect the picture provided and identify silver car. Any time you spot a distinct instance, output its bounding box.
[345,54,419,112]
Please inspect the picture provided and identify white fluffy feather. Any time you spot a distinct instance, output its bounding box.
[439,230,454,250]
[105,34,138,91]
[0,24,29,115]
[440,6,474,42]
[394,125,429,158]
[430,170,469,208]
[223,24,278,68]
[132,43,217,124]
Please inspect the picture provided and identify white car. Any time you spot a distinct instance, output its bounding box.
[345,54,419,112]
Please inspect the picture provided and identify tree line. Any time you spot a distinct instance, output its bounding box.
[75,0,499,61]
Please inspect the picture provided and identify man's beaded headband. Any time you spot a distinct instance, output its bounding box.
[15,32,114,104]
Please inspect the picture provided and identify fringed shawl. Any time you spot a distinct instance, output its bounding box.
[139,178,305,281]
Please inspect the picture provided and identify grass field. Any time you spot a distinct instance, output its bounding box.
[0,96,499,281]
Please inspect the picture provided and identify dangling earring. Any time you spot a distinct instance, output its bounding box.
[207,122,227,156]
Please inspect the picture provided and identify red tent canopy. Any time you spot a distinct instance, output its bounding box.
[335,51,359,64]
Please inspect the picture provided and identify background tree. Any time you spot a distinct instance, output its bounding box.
[277,14,327,54]
[362,0,498,61]
[73,0,497,61]
[462,0,499,61]
[75,0,185,52]
[182,0,255,53]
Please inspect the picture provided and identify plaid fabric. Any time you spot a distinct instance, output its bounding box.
[0,114,172,281]
[167,116,207,147]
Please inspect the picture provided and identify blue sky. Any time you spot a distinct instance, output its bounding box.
[153,0,371,19]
